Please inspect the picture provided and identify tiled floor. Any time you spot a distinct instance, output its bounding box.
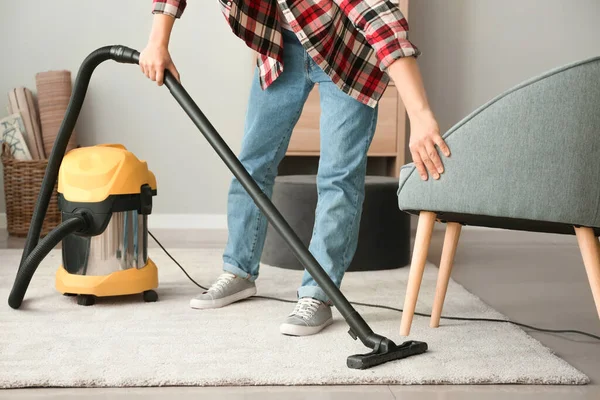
[2,227,599,399]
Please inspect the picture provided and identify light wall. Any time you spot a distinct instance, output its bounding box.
[408,0,600,137]
[1,1,599,228]
[0,0,253,225]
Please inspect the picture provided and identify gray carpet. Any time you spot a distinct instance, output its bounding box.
[0,248,589,387]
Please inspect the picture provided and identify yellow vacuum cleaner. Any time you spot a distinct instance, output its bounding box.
[55,143,158,305]
[7,45,427,370]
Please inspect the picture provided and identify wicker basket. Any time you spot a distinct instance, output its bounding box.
[1,143,61,237]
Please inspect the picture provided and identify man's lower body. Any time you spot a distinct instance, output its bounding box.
[190,29,378,336]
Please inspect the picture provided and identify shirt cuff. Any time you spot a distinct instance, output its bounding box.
[152,0,186,19]
[376,37,421,71]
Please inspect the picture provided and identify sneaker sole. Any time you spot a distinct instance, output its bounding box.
[279,317,333,336]
[189,287,257,310]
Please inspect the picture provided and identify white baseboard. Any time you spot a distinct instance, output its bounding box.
[148,214,497,232]
[0,213,228,230]
[0,211,497,232]
[148,214,228,230]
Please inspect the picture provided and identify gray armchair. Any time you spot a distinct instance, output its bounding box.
[396,56,600,336]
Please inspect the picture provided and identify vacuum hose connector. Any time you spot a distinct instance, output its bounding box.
[109,45,140,64]
[8,216,88,309]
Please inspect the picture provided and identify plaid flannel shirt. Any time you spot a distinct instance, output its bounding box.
[152,0,420,107]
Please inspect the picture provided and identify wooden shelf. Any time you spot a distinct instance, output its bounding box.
[287,85,400,158]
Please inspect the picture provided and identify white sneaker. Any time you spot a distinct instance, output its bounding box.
[189,272,257,309]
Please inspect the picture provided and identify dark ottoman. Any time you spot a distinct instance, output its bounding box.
[261,175,411,271]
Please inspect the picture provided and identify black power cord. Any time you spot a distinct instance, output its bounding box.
[148,231,600,342]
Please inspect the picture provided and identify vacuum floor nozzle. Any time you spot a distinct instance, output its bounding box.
[346,340,428,370]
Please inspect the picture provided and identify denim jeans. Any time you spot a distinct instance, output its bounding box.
[222,29,378,303]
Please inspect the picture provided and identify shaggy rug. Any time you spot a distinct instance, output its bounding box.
[0,248,589,387]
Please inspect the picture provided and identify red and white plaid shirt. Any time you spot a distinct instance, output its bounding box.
[152,0,420,107]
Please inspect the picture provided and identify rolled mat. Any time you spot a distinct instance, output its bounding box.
[8,87,46,159]
[35,70,77,155]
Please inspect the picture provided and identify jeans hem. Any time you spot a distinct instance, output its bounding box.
[223,262,258,282]
[297,285,331,304]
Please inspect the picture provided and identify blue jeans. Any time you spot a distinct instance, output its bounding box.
[222,29,378,303]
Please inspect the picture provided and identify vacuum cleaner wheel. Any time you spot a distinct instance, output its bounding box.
[143,290,158,303]
[77,294,95,306]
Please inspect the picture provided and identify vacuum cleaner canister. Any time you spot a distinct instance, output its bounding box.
[55,144,159,305]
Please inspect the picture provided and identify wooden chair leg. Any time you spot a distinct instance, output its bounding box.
[430,222,462,328]
[400,211,436,336]
[575,227,600,320]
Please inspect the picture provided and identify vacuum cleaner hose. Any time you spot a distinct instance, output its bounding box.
[9,216,87,309]
[17,46,139,276]
[13,46,139,308]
